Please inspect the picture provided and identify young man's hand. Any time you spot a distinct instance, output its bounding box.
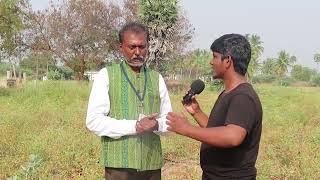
[182,94,202,116]
[166,112,192,136]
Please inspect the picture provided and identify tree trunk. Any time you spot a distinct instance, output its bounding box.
[78,54,85,81]
[36,58,39,81]
[46,60,49,76]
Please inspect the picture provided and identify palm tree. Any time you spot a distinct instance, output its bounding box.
[314,53,320,71]
[275,50,296,77]
[191,49,211,79]
[193,49,202,78]
[261,58,276,75]
[245,34,264,80]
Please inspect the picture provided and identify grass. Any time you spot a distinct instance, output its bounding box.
[1,81,320,179]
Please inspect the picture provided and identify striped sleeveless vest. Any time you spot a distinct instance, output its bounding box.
[101,61,163,170]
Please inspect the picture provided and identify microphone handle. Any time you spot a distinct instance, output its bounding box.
[182,91,195,104]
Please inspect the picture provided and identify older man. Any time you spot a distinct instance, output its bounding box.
[86,22,172,180]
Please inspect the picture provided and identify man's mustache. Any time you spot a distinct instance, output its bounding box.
[131,57,144,61]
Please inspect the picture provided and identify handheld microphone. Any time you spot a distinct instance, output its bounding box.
[182,79,205,104]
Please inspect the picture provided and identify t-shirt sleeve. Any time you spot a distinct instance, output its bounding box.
[225,94,256,135]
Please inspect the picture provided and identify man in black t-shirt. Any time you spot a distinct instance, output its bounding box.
[166,34,263,180]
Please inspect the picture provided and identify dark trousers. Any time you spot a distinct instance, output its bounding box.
[105,167,161,180]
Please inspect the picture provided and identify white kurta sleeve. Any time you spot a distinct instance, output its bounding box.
[154,74,172,134]
[85,68,137,139]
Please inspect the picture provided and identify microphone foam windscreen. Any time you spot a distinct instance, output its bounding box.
[190,79,205,94]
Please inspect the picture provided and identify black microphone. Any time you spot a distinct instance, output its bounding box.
[182,79,205,104]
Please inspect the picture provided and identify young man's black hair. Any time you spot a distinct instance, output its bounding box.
[210,34,251,75]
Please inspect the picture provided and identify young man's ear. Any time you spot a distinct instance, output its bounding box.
[225,55,233,69]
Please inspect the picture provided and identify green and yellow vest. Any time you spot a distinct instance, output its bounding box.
[101,61,163,171]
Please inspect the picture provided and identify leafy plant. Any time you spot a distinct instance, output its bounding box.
[47,69,62,80]
[8,154,42,180]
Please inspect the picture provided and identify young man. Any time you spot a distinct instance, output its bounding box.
[166,34,263,180]
[86,22,172,180]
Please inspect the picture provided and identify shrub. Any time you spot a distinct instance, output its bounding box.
[57,66,74,80]
[252,74,276,83]
[0,63,12,75]
[19,68,33,76]
[310,74,320,87]
[278,77,295,86]
[47,69,62,80]
[209,80,224,92]
[47,66,74,80]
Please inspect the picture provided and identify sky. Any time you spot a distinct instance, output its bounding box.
[30,0,320,68]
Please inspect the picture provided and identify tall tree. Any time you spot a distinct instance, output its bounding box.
[0,0,30,75]
[19,52,56,79]
[291,64,317,81]
[245,34,264,80]
[261,58,277,75]
[191,49,211,78]
[27,0,122,80]
[138,0,193,74]
[0,0,28,54]
[314,53,320,71]
[275,50,296,77]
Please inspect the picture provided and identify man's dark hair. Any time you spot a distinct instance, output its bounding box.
[210,34,251,75]
[118,22,149,43]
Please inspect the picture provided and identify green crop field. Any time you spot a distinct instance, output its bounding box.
[1,81,320,179]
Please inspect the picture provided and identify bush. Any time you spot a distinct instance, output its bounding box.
[47,69,62,80]
[310,74,320,87]
[0,63,33,78]
[57,66,74,80]
[209,80,224,92]
[252,74,276,83]
[291,65,317,81]
[19,67,33,76]
[47,66,74,80]
[0,63,12,75]
[278,77,295,86]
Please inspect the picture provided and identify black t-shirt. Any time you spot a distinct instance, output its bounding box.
[201,83,263,180]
